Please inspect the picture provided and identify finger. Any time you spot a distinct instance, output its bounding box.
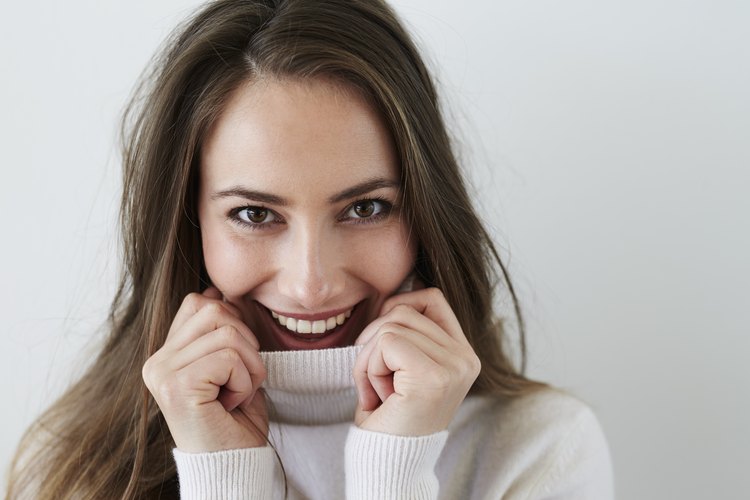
[174,347,254,410]
[360,321,448,370]
[166,301,261,351]
[354,347,382,411]
[204,287,245,319]
[381,288,464,343]
[356,303,455,349]
[367,331,439,399]
[238,387,267,414]
[355,325,447,410]
[367,351,394,405]
[217,375,253,413]
[203,287,244,318]
[168,290,243,339]
[168,325,265,382]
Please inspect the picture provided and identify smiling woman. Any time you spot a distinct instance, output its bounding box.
[7,0,613,498]
[198,78,415,352]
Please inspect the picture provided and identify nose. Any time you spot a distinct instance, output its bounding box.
[276,221,345,310]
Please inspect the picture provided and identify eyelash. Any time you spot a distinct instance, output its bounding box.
[341,196,393,225]
[228,205,281,230]
[227,197,394,231]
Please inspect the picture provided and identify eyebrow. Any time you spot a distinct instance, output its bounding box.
[210,177,400,205]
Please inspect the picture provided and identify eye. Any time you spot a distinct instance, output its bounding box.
[353,200,376,218]
[235,206,277,225]
[344,198,392,221]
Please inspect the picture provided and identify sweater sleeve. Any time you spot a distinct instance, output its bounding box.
[527,406,615,499]
[172,447,277,500]
[345,425,449,500]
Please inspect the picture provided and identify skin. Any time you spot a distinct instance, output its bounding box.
[142,77,481,452]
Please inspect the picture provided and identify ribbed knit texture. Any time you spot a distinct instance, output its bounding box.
[173,447,275,500]
[345,426,448,499]
[260,345,362,424]
[174,346,448,499]
[173,346,615,499]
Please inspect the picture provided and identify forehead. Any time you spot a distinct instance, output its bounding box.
[200,77,399,198]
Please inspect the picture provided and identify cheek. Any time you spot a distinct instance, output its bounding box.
[201,226,271,296]
[351,224,416,292]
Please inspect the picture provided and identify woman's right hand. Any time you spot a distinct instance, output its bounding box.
[142,287,268,452]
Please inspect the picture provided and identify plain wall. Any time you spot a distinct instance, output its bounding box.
[1,1,748,498]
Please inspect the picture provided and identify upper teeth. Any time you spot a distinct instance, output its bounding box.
[271,308,352,335]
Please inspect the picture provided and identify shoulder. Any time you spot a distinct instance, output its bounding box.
[440,387,614,499]
[451,386,605,443]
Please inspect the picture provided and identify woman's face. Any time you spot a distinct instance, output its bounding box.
[198,77,416,351]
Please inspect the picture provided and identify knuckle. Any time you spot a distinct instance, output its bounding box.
[141,360,153,383]
[452,350,480,377]
[378,321,400,334]
[427,287,445,301]
[153,378,179,407]
[220,347,241,365]
[202,302,225,317]
[377,329,400,347]
[391,303,414,318]
[468,354,482,377]
[430,366,452,389]
[141,355,161,387]
[182,293,203,311]
[171,370,190,391]
[217,324,241,342]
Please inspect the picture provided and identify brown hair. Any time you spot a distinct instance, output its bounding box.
[7,0,546,497]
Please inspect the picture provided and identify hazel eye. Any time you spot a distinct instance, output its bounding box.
[237,206,276,224]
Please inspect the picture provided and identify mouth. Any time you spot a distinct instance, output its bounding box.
[270,308,352,336]
[256,302,362,351]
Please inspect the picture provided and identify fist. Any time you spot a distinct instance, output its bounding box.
[142,287,268,452]
[353,287,481,436]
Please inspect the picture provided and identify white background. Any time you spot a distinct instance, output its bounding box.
[1,1,748,498]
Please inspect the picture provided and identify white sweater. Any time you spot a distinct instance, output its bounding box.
[173,346,614,499]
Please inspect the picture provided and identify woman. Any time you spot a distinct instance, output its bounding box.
[7,0,613,498]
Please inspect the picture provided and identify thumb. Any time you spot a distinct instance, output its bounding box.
[239,387,267,413]
[354,400,374,427]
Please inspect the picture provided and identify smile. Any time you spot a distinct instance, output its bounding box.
[270,308,353,335]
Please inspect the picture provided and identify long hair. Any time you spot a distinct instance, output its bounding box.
[7,0,546,497]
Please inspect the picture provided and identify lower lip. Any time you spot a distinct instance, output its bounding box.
[257,303,363,351]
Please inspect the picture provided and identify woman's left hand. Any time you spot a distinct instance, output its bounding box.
[353,288,481,436]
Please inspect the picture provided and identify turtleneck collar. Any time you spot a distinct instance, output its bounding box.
[259,345,362,425]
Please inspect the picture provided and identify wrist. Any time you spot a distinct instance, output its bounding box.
[345,425,448,499]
